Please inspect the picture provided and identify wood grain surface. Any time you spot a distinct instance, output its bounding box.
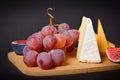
[8,49,120,76]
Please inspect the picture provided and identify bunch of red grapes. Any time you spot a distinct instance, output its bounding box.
[23,23,79,69]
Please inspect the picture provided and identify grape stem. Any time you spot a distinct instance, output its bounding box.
[47,8,54,26]
[54,24,59,26]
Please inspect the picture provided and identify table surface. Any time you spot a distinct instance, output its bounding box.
[8,51,120,76]
[0,0,120,80]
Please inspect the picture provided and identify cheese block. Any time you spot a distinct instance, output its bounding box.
[95,33,115,47]
[97,19,108,55]
[77,16,101,63]
[107,41,115,47]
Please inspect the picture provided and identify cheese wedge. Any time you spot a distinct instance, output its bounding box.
[97,19,108,55]
[95,33,115,47]
[77,16,101,63]
[107,41,115,47]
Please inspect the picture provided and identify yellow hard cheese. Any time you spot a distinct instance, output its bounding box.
[95,34,115,47]
[107,41,115,47]
[97,19,108,55]
[77,16,101,63]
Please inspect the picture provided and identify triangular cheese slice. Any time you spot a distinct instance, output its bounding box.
[97,19,108,56]
[77,16,101,63]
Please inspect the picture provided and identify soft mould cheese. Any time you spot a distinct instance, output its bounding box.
[76,16,101,63]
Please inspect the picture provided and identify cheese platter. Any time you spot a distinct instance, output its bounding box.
[8,8,120,76]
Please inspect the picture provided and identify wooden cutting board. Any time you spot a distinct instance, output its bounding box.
[8,49,120,76]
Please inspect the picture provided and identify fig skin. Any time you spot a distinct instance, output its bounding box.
[106,47,120,62]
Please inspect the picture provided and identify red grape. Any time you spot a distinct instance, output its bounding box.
[43,35,57,50]
[37,52,53,69]
[23,45,31,55]
[23,50,38,67]
[48,49,65,66]
[68,29,79,43]
[66,43,75,52]
[58,23,70,33]
[54,34,66,48]
[62,31,73,47]
[30,31,44,41]
[26,36,43,53]
[41,25,57,37]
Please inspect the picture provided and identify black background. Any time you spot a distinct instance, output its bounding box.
[0,0,120,80]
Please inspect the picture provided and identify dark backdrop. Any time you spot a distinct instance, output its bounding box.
[0,0,120,80]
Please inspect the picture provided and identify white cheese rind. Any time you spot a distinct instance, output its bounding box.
[77,16,101,63]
